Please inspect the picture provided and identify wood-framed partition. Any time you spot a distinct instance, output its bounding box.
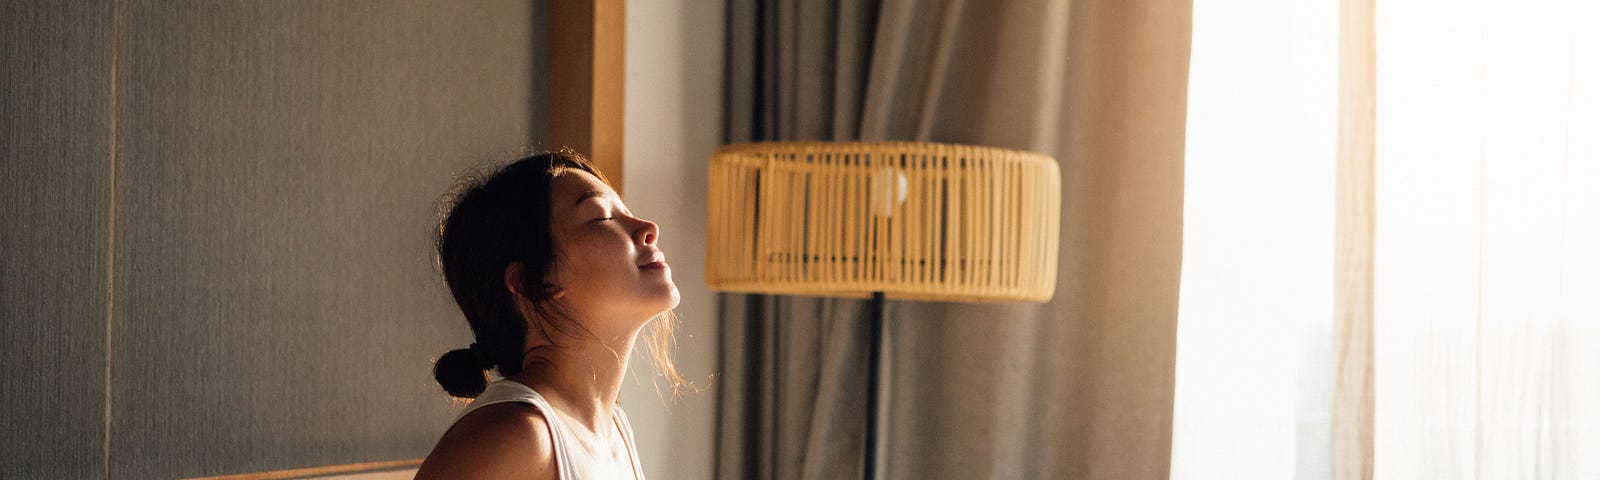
[549,0,627,196]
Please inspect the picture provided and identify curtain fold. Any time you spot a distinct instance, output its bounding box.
[715,0,1194,478]
[1331,0,1376,477]
[717,3,881,479]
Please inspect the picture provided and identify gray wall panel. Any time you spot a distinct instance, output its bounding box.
[0,1,113,478]
[109,2,541,478]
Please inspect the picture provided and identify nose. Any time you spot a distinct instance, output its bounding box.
[634,216,660,245]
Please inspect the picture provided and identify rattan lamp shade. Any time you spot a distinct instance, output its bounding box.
[706,141,1061,303]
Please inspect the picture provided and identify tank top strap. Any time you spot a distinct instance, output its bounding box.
[454,380,581,480]
[612,405,647,479]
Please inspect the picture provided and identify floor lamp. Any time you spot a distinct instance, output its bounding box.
[705,141,1061,480]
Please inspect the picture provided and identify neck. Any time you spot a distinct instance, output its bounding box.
[510,327,641,433]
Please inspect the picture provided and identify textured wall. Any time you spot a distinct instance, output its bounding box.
[4,1,543,478]
[0,1,114,478]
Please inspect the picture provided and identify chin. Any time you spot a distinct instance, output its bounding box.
[631,282,680,318]
[665,287,682,310]
[656,284,682,312]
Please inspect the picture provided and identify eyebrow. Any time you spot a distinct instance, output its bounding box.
[573,190,608,207]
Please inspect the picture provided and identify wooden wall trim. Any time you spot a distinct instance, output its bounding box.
[180,459,422,480]
[548,0,626,196]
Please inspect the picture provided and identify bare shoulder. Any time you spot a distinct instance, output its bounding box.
[414,402,557,480]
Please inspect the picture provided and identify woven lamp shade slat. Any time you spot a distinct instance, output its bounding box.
[706,141,1061,303]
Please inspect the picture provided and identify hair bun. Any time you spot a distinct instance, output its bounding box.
[433,348,491,399]
[468,343,496,370]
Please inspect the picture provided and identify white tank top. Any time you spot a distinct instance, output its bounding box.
[453,379,646,480]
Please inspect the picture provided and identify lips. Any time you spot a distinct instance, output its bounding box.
[638,251,668,269]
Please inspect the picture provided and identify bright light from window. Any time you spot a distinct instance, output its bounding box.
[1374,0,1600,477]
[1171,0,1338,478]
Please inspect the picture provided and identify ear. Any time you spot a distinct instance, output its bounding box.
[503,262,528,298]
[507,262,568,301]
[503,262,546,324]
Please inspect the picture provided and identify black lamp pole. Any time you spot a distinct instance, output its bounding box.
[863,291,886,480]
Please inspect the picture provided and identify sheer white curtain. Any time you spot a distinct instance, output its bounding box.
[1374,0,1600,477]
[1173,0,1600,478]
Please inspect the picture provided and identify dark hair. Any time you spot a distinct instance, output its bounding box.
[431,151,603,398]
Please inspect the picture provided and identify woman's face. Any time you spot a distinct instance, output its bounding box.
[544,168,680,329]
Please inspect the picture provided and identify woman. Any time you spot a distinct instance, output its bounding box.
[416,151,686,479]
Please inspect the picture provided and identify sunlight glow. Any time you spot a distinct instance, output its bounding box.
[1171,0,1338,478]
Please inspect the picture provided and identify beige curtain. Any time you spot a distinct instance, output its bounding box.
[715,0,1194,478]
[1332,0,1375,476]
